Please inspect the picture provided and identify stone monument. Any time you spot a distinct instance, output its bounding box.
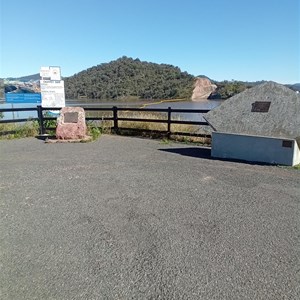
[204,82,300,166]
[56,107,88,140]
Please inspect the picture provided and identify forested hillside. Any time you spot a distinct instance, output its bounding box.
[6,74,40,82]
[64,57,195,100]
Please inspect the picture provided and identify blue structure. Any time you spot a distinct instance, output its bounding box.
[5,93,41,104]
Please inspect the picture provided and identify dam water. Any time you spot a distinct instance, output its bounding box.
[0,99,223,121]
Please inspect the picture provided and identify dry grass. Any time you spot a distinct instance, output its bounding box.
[84,110,211,145]
[0,110,210,145]
[118,111,211,145]
[0,121,39,139]
[118,111,168,131]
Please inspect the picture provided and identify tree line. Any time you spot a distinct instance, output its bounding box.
[64,57,195,100]
[209,80,259,99]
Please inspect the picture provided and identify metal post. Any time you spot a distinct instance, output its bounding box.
[167,106,171,139]
[37,105,44,135]
[113,106,118,134]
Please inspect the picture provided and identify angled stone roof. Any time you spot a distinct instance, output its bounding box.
[204,82,300,139]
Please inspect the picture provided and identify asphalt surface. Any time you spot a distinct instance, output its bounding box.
[0,135,299,300]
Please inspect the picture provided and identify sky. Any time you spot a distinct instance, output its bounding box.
[0,0,299,83]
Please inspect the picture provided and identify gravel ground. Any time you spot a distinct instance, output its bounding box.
[0,135,299,300]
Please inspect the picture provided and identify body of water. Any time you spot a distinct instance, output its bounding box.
[0,99,223,121]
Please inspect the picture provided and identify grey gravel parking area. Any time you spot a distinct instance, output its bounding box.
[0,135,299,300]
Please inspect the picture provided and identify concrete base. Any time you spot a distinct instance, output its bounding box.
[212,132,300,166]
[45,136,92,143]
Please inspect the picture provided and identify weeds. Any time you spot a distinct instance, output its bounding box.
[293,164,300,170]
[0,121,39,139]
[86,119,112,141]
[87,125,101,140]
[160,138,171,145]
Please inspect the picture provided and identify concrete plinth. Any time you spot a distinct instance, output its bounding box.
[212,132,300,166]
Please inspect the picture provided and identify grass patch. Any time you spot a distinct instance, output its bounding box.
[86,120,112,141]
[293,164,300,170]
[87,124,101,140]
[160,138,171,145]
[43,112,57,135]
[118,111,168,131]
[0,121,39,139]
[170,134,211,146]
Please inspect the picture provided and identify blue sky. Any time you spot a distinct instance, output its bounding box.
[0,0,299,83]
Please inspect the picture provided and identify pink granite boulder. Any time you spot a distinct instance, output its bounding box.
[56,107,87,140]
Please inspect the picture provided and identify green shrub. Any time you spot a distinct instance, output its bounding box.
[87,124,101,140]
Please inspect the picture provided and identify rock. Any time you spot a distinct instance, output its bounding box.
[56,107,88,140]
[192,78,217,100]
[204,81,300,139]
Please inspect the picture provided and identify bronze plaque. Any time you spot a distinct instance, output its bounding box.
[251,101,271,113]
[64,112,78,123]
[282,140,293,148]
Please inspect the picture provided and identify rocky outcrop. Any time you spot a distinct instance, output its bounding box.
[192,78,217,100]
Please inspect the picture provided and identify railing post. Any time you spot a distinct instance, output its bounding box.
[113,106,118,134]
[167,106,171,139]
[37,105,45,135]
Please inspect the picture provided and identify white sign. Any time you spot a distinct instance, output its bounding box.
[40,66,61,80]
[40,67,51,79]
[40,80,65,108]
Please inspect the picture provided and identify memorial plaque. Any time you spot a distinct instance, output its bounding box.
[64,112,78,123]
[251,101,271,113]
[282,140,293,148]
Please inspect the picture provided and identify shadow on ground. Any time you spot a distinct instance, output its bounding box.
[159,146,272,166]
[159,147,211,159]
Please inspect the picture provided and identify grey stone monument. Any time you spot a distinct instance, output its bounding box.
[204,82,300,165]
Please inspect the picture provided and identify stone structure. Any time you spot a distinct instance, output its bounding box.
[204,82,300,139]
[56,107,87,140]
[204,82,300,165]
[191,78,217,100]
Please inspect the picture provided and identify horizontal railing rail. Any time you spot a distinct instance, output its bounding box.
[0,107,39,112]
[0,118,39,124]
[0,105,211,138]
[0,107,39,124]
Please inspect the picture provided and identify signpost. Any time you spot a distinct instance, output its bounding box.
[4,66,65,122]
[40,66,65,108]
[40,66,62,81]
[40,80,65,108]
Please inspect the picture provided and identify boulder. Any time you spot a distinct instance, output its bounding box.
[56,107,87,140]
[191,78,217,100]
[204,81,300,139]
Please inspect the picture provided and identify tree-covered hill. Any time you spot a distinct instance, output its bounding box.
[6,74,40,82]
[64,57,195,100]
